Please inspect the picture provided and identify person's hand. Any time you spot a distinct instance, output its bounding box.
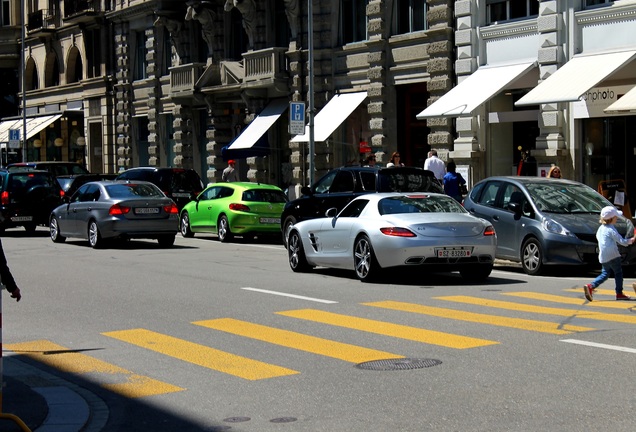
[10,287,21,302]
[630,237,636,246]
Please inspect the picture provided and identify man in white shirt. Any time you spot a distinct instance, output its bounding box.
[424,149,445,180]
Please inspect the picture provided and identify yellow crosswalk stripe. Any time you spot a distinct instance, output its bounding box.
[102,328,299,381]
[193,318,404,363]
[276,309,498,349]
[504,292,636,309]
[363,301,594,334]
[436,296,636,324]
[4,340,184,398]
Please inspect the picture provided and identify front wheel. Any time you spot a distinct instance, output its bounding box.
[521,238,544,275]
[50,217,66,243]
[180,212,194,238]
[288,230,311,272]
[353,235,380,282]
[217,215,233,243]
[88,220,103,249]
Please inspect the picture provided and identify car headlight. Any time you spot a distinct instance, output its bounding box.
[542,217,575,237]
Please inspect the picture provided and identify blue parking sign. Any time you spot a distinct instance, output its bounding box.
[289,102,305,135]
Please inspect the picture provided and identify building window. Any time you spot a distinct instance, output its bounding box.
[340,0,367,44]
[85,29,101,79]
[392,0,427,35]
[487,0,539,24]
[134,31,147,81]
[1,0,10,26]
[584,0,613,7]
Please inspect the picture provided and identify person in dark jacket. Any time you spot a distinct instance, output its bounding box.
[443,160,467,203]
[0,239,21,301]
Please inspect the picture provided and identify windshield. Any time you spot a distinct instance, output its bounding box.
[525,182,610,214]
[378,195,467,215]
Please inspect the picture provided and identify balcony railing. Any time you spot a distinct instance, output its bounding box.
[243,48,288,84]
[169,63,205,95]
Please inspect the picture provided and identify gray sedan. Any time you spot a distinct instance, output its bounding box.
[49,180,179,248]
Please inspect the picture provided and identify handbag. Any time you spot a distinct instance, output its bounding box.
[460,184,468,195]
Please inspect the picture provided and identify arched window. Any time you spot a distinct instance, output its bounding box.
[66,46,83,83]
[45,53,60,87]
[25,57,39,91]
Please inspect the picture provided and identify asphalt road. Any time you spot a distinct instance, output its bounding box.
[3,227,636,431]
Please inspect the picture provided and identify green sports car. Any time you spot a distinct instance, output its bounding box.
[179,181,288,242]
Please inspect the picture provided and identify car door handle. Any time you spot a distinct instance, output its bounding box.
[492,215,499,221]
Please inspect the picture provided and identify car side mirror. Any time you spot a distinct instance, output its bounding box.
[301,186,312,196]
[508,202,522,214]
[325,207,338,218]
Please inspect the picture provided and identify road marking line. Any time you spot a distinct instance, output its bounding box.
[504,291,636,309]
[561,339,636,354]
[363,301,594,334]
[276,309,498,349]
[241,287,338,304]
[193,318,403,363]
[103,328,298,380]
[436,295,636,324]
[4,340,184,398]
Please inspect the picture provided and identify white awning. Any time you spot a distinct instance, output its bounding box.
[416,62,537,118]
[604,86,636,113]
[226,99,289,150]
[0,114,63,143]
[516,50,636,106]
[291,92,367,142]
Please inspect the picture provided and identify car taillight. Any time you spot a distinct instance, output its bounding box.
[1,191,8,205]
[380,227,416,237]
[60,190,65,199]
[109,204,131,215]
[229,203,250,212]
[163,203,179,214]
[483,226,496,236]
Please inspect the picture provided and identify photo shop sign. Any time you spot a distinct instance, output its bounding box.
[573,84,633,119]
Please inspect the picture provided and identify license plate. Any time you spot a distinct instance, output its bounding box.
[134,207,160,214]
[435,247,471,258]
[259,217,280,224]
[11,216,33,222]
[172,193,190,198]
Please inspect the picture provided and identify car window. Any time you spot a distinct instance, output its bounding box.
[339,199,369,217]
[73,184,91,203]
[76,184,101,202]
[242,189,287,203]
[12,173,57,190]
[117,170,147,181]
[501,184,533,217]
[525,182,609,214]
[201,186,221,200]
[377,170,441,193]
[170,170,203,191]
[476,181,502,207]
[359,172,376,191]
[217,187,234,198]
[329,171,355,193]
[313,170,338,194]
[106,183,163,198]
[379,195,466,215]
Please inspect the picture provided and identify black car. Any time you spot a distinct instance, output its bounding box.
[56,173,118,202]
[281,166,443,246]
[115,167,205,210]
[0,170,64,232]
[7,161,90,177]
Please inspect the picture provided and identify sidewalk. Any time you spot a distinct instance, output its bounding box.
[1,356,108,432]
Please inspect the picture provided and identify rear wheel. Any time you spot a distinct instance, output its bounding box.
[354,235,380,282]
[158,234,176,248]
[459,264,493,282]
[88,220,103,249]
[49,217,66,243]
[217,215,233,243]
[282,216,297,249]
[180,212,194,238]
[521,238,544,275]
[288,230,311,272]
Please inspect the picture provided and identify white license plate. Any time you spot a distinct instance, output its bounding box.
[436,248,471,258]
[134,207,160,214]
[172,193,190,198]
[11,216,33,222]
[259,217,280,224]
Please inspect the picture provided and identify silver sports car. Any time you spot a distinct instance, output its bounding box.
[50,180,179,248]
[287,193,497,282]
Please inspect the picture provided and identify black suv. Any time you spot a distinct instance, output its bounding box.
[281,166,443,245]
[7,161,90,177]
[115,167,205,210]
[0,170,64,232]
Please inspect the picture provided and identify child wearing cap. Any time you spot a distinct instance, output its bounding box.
[583,205,636,301]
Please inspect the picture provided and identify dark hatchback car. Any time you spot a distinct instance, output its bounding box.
[281,166,443,245]
[115,167,205,210]
[0,170,64,232]
[7,161,90,177]
[463,176,636,275]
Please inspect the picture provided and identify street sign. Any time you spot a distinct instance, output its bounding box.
[8,129,20,149]
[289,102,305,135]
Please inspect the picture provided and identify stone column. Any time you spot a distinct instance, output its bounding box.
[173,105,194,168]
[367,0,387,164]
[205,104,233,183]
[114,25,132,171]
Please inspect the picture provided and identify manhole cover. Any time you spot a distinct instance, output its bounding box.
[270,417,297,423]
[355,358,442,371]
[223,416,250,423]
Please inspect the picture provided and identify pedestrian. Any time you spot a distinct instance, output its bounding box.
[222,160,239,182]
[424,149,445,181]
[547,166,562,178]
[0,239,21,302]
[364,153,376,167]
[583,206,635,301]
[386,151,404,168]
[443,160,467,203]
